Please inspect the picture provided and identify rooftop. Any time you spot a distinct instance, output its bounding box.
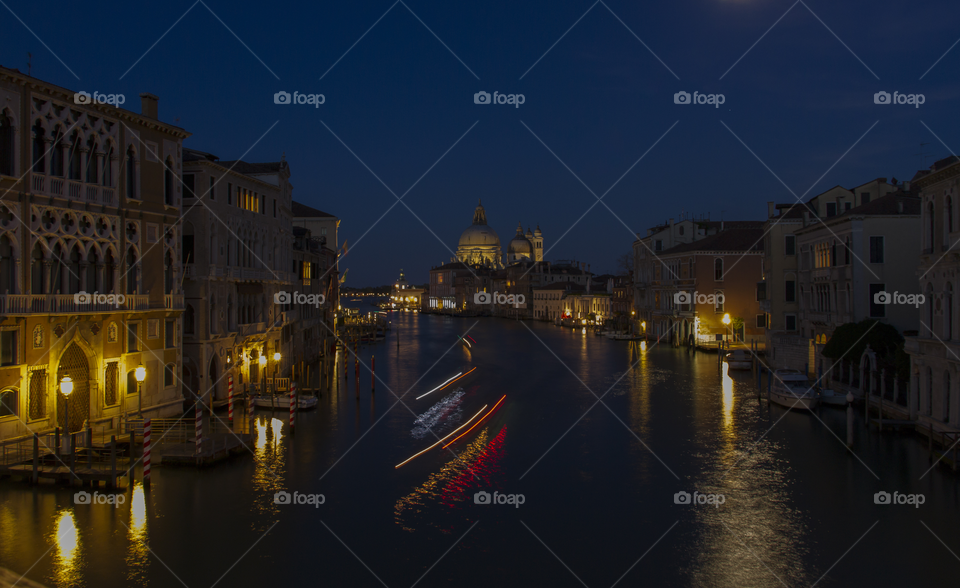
[292,201,336,218]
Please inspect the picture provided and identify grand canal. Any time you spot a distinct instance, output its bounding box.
[1,311,959,587]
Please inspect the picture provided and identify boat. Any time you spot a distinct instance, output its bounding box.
[724,350,753,370]
[770,369,819,410]
[820,388,861,406]
[251,395,319,410]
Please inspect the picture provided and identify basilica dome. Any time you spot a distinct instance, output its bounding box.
[455,200,503,268]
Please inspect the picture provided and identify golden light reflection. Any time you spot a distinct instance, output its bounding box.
[126,484,150,583]
[640,340,647,351]
[51,509,80,586]
[721,363,735,440]
[253,416,287,516]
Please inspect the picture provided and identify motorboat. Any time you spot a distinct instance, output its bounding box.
[770,369,819,410]
[724,349,753,370]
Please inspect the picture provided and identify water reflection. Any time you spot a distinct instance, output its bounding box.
[126,484,149,584]
[395,426,506,532]
[51,509,80,587]
[253,417,287,518]
[721,364,735,442]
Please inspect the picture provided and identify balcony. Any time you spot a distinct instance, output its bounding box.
[238,322,266,337]
[0,293,149,314]
[165,294,184,310]
[31,174,117,206]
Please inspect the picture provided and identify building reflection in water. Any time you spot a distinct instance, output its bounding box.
[253,417,287,519]
[51,509,80,587]
[395,426,505,533]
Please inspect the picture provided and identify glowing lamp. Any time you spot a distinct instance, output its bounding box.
[722,313,731,325]
[135,363,146,383]
[273,352,281,362]
[59,375,74,397]
[258,355,267,367]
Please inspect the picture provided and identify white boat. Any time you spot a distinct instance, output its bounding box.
[770,369,819,410]
[820,388,861,407]
[252,395,319,410]
[724,350,753,370]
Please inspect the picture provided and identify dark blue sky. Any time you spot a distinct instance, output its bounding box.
[3,0,958,285]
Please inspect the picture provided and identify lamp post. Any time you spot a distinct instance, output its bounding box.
[273,352,281,392]
[722,313,731,347]
[135,362,146,418]
[259,354,267,394]
[60,375,73,452]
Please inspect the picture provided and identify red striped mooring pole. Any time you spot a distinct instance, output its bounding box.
[143,419,152,487]
[289,381,296,432]
[228,375,234,424]
[195,404,202,458]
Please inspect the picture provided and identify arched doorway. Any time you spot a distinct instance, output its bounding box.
[57,342,90,432]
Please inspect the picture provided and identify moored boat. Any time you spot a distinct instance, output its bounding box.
[252,395,319,410]
[770,369,819,410]
[724,349,753,370]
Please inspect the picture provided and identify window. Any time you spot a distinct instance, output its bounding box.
[785,314,797,330]
[184,305,195,334]
[164,364,175,387]
[655,240,662,252]
[0,389,16,418]
[714,290,724,312]
[714,258,723,281]
[126,371,138,396]
[845,202,852,211]
[104,362,119,406]
[165,320,175,348]
[756,282,766,301]
[273,200,277,217]
[784,235,796,255]
[228,183,233,205]
[29,370,46,419]
[844,237,851,265]
[209,177,216,200]
[0,112,14,176]
[756,314,767,328]
[164,159,175,205]
[126,148,137,199]
[869,236,884,263]
[0,330,17,366]
[679,226,684,235]
[826,202,837,217]
[860,192,870,205]
[869,284,886,318]
[127,322,139,352]
[785,280,796,303]
[182,174,195,198]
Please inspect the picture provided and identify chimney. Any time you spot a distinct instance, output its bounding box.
[767,201,775,218]
[139,93,159,120]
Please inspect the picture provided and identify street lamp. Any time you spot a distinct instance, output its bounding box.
[722,313,731,346]
[135,362,146,418]
[259,354,267,394]
[273,352,281,393]
[60,376,74,452]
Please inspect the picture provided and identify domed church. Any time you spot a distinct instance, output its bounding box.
[454,200,542,268]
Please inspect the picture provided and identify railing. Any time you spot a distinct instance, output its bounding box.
[29,174,117,206]
[0,294,151,314]
[165,294,184,309]
[0,429,58,467]
[124,295,150,310]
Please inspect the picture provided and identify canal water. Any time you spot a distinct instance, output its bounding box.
[2,311,959,587]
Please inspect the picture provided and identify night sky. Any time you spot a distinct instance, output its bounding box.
[3,0,958,285]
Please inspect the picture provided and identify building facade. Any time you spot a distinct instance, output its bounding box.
[0,68,188,441]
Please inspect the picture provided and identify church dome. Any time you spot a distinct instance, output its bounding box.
[508,222,533,258]
[458,201,500,248]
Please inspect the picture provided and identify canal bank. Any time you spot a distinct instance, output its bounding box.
[1,312,959,588]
